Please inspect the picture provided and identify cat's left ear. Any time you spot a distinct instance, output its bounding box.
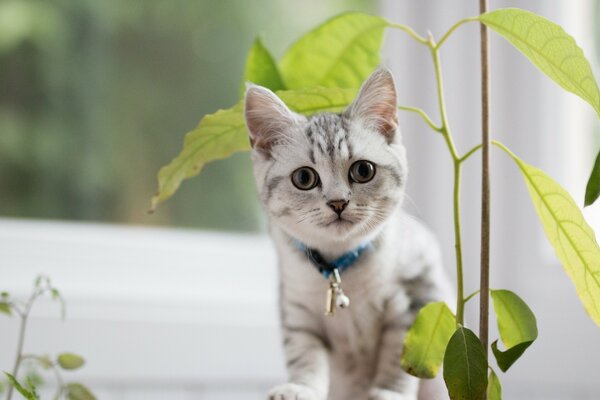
[345,67,398,141]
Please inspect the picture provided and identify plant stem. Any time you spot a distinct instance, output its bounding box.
[397,105,442,132]
[436,17,479,50]
[7,290,41,400]
[395,17,477,329]
[430,45,459,162]
[464,290,481,304]
[428,38,465,324]
[453,161,465,325]
[460,144,483,163]
[389,23,429,45]
[479,0,491,365]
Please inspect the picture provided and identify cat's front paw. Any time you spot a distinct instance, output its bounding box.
[368,387,417,400]
[268,383,319,400]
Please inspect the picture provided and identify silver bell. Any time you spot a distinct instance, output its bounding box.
[336,292,350,308]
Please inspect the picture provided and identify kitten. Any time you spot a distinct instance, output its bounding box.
[244,68,452,400]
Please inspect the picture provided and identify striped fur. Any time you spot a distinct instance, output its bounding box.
[245,68,452,400]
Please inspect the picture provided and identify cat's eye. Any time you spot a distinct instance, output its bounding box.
[291,167,319,190]
[349,160,376,183]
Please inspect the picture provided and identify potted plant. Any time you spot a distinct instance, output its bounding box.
[1,276,96,400]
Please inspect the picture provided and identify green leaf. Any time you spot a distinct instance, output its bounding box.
[0,302,11,316]
[443,327,488,400]
[487,369,502,400]
[400,301,456,378]
[0,380,5,395]
[277,87,357,115]
[150,103,248,210]
[279,12,388,89]
[0,291,8,299]
[151,87,357,209]
[240,38,284,97]
[51,288,66,320]
[496,142,600,326]
[585,150,600,206]
[58,353,85,370]
[480,8,600,118]
[66,383,96,400]
[25,371,43,388]
[25,376,39,399]
[4,373,37,400]
[490,289,538,371]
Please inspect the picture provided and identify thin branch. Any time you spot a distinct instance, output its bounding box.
[436,17,479,49]
[397,105,443,132]
[464,290,481,304]
[7,287,46,400]
[388,23,429,45]
[459,144,483,163]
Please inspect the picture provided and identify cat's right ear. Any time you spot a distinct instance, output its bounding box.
[244,83,303,155]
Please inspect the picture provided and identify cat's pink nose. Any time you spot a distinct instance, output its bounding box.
[327,199,349,215]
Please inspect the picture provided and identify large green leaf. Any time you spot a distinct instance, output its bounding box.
[496,142,600,326]
[400,302,456,378]
[279,12,388,89]
[480,8,600,118]
[240,38,284,97]
[487,369,502,400]
[151,104,246,211]
[490,290,537,372]
[151,87,357,209]
[443,327,488,400]
[585,150,600,206]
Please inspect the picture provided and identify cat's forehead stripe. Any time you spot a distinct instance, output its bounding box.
[304,113,351,161]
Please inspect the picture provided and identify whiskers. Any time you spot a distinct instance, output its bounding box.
[295,208,322,225]
[352,202,390,235]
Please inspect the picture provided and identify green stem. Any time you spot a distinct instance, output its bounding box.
[392,17,473,328]
[436,17,479,49]
[389,23,429,45]
[464,290,481,304]
[397,105,442,132]
[430,45,459,161]
[453,162,465,325]
[428,38,465,325]
[460,144,483,163]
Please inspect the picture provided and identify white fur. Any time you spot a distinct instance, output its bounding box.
[246,68,452,400]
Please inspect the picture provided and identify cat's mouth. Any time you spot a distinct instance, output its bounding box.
[323,216,354,227]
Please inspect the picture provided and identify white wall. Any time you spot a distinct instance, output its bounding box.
[0,219,285,399]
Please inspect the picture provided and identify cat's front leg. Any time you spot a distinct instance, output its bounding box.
[369,326,419,400]
[370,292,419,400]
[268,324,329,400]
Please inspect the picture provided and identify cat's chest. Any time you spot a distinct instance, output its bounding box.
[280,247,407,335]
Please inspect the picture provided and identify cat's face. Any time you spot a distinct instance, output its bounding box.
[244,68,407,248]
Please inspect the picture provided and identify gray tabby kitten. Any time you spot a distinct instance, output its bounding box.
[244,68,452,400]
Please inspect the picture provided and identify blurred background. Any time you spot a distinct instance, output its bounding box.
[1,0,599,399]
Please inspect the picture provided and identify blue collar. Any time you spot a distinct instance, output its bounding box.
[294,240,373,279]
